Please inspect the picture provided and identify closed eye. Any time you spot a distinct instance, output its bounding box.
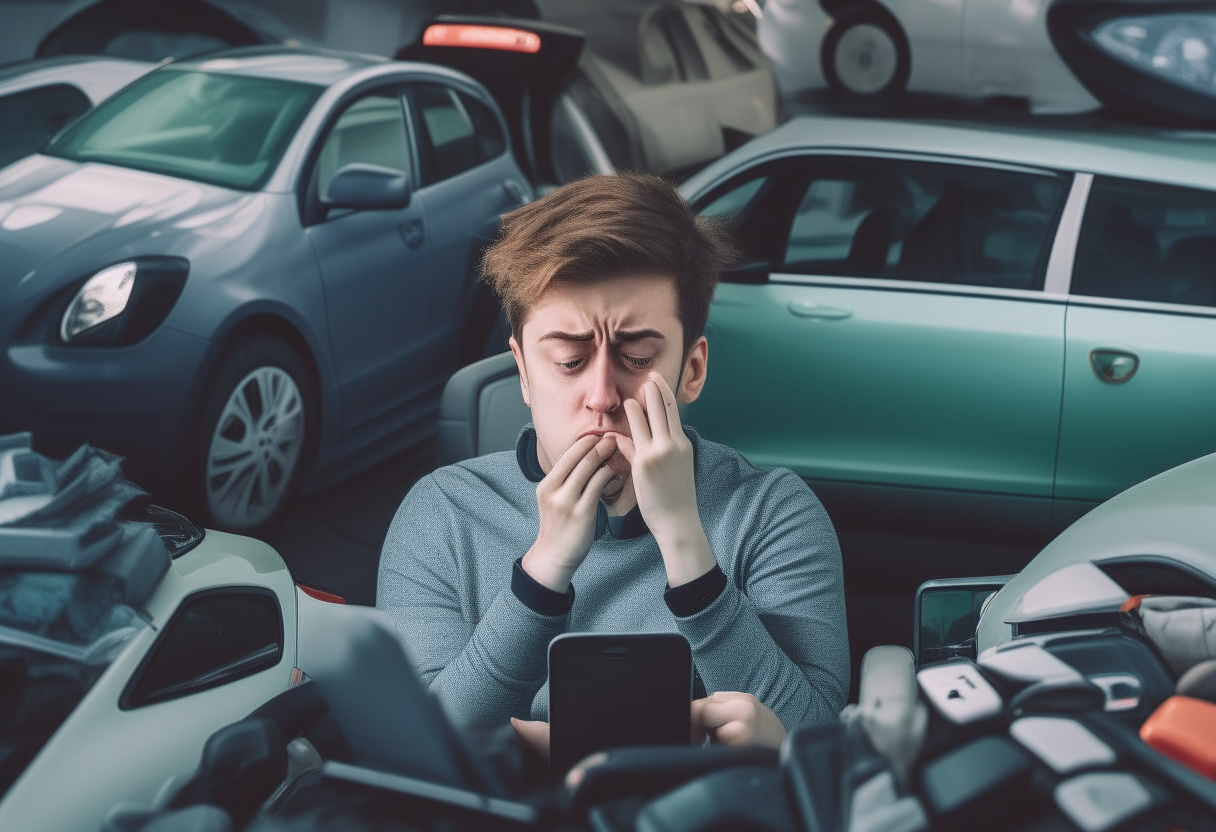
[622,354,653,369]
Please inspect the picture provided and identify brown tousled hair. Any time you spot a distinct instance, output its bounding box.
[481,173,738,354]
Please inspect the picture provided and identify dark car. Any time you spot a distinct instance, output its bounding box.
[0,47,532,532]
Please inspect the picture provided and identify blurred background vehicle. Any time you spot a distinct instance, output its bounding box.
[0,434,309,832]
[0,48,531,533]
[676,112,1216,667]
[0,56,153,170]
[758,0,1216,126]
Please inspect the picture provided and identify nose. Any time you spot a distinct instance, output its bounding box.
[584,348,622,414]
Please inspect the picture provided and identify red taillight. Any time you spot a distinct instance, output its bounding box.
[421,24,542,54]
[297,582,346,604]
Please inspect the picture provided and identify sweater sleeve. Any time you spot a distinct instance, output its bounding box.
[376,474,566,727]
[675,471,849,726]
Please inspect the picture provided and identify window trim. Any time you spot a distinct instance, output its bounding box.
[404,81,505,188]
[119,586,284,710]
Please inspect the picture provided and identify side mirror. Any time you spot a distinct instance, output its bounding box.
[325,163,410,210]
[915,576,1013,667]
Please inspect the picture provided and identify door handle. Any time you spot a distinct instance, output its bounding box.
[399,218,424,248]
[1089,349,1139,384]
[787,300,853,320]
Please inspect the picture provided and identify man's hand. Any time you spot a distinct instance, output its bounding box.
[510,717,550,760]
[691,692,787,749]
[614,372,716,587]
[522,433,619,592]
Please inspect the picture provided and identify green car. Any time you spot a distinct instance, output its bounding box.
[679,116,1216,583]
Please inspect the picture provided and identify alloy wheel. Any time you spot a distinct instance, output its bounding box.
[833,23,900,95]
[205,366,304,530]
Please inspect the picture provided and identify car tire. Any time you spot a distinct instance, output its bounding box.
[191,335,316,535]
[821,6,911,98]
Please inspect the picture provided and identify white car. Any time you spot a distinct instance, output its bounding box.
[0,434,343,832]
[0,55,152,169]
[757,0,1216,121]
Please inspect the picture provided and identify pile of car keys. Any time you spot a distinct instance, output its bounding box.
[100,575,1216,832]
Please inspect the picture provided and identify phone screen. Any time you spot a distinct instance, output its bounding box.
[548,632,693,773]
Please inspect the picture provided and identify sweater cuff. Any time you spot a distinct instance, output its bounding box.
[664,564,727,618]
[512,557,574,616]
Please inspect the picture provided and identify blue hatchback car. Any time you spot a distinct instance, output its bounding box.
[0,47,533,532]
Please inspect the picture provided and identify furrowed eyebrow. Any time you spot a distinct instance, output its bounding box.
[613,329,665,344]
[538,331,594,342]
[536,329,665,344]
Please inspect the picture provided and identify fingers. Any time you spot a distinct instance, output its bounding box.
[644,377,669,438]
[563,435,616,492]
[624,397,651,445]
[510,717,551,761]
[548,433,604,483]
[579,462,618,503]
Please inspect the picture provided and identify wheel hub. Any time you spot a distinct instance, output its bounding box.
[835,23,899,95]
[205,365,304,530]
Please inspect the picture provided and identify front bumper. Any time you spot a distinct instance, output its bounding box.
[0,324,211,470]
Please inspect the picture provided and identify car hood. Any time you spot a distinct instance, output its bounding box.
[977,451,1216,652]
[0,155,251,303]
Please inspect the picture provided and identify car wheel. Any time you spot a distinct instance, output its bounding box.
[193,335,316,534]
[821,6,911,98]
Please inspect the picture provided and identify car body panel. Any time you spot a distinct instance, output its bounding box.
[694,278,1066,496]
[1055,300,1216,502]
[978,450,1216,652]
[0,531,297,832]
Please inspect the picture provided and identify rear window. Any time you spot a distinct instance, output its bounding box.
[44,69,321,190]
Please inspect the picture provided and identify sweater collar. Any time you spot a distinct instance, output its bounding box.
[515,425,659,541]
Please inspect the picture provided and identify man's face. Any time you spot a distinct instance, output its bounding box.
[510,272,707,506]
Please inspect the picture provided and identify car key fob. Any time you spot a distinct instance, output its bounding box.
[917,661,1003,725]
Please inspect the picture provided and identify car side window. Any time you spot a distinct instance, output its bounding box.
[312,90,411,204]
[122,589,282,709]
[1072,176,1216,308]
[0,84,92,169]
[410,83,502,184]
[783,158,1068,290]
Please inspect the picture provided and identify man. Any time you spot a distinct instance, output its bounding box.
[378,173,848,752]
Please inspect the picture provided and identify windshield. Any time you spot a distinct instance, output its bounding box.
[43,69,322,190]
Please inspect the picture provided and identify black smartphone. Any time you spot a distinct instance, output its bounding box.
[548,632,693,773]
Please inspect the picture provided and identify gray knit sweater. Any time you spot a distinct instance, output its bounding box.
[376,428,849,728]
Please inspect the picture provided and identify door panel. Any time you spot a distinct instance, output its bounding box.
[305,90,433,435]
[1057,175,1216,504]
[688,153,1070,549]
[1055,303,1216,501]
[695,280,1066,496]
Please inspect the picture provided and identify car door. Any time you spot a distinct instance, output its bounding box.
[405,81,526,371]
[303,86,433,436]
[1054,175,1216,529]
[686,153,1072,575]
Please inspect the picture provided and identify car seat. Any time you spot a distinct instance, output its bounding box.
[436,351,529,467]
[1073,204,1160,300]
[1158,235,1216,307]
[845,208,897,276]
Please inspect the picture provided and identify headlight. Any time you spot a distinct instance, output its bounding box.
[1048,1,1216,125]
[59,257,189,347]
[60,262,137,342]
[1093,14,1216,95]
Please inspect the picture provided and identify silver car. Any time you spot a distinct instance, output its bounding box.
[0,47,533,532]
